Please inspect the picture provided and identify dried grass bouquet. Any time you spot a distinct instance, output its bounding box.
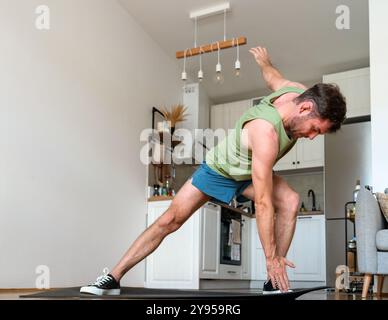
[160,104,188,128]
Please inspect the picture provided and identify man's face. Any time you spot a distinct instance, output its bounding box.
[288,114,332,140]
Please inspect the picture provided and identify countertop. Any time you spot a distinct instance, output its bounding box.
[147,196,324,218]
[148,196,174,202]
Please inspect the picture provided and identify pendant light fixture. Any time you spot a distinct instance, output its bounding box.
[198,46,204,82]
[213,42,224,85]
[176,3,247,84]
[234,37,241,77]
[181,49,188,82]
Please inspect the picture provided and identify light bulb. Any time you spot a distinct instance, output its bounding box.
[235,60,241,77]
[198,69,203,82]
[213,63,224,85]
[213,72,224,85]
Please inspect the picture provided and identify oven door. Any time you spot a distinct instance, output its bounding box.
[220,208,242,266]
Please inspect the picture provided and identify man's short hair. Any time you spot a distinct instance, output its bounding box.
[294,83,347,132]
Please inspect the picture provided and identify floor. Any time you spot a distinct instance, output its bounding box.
[0,288,387,300]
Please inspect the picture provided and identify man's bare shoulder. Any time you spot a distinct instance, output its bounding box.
[244,118,277,134]
[243,119,278,150]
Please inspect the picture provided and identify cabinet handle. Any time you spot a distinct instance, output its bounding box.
[292,162,296,165]
[227,271,237,274]
[298,216,313,219]
[206,203,218,208]
[297,161,300,164]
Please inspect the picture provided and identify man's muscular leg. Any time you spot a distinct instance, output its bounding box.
[241,174,299,257]
[270,175,299,257]
[110,179,210,281]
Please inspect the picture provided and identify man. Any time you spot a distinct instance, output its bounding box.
[80,47,346,295]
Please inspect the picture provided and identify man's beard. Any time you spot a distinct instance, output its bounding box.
[287,115,312,139]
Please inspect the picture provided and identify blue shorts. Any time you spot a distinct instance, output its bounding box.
[191,162,252,204]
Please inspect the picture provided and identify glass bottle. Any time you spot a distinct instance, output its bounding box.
[353,179,361,202]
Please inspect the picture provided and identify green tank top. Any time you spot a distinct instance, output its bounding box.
[206,86,305,181]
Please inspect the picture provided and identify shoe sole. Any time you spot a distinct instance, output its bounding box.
[80,286,121,296]
[263,289,293,295]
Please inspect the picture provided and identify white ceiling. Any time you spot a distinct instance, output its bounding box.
[119,0,369,103]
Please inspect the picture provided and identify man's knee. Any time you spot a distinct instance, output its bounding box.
[278,191,299,218]
[287,191,300,215]
[156,206,185,234]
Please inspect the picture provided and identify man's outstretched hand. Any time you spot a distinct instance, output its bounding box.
[249,46,272,68]
[266,256,295,292]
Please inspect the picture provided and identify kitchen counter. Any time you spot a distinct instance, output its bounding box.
[148,196,174,202]
[147,196,254,217]
[147,197,324,217]
[298,210,324,216]
[209,200,254,218]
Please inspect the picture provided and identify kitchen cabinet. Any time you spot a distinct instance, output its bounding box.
[218,263,242,280]
[210,104,228,133]
[199,202,221,279]
[288,215,326,281]
[145,201,200,289]
[251,218,267,281]
[273,135,324,171]
[323,67,370,118]
[251,215,326,282]
[210,99,251,133]
[241,216,251,279]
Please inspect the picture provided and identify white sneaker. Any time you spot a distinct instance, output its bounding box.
[80,268,121,296]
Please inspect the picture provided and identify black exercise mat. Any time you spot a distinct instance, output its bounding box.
[20,286,328,300]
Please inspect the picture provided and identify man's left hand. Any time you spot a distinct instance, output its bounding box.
[266,256,295,292]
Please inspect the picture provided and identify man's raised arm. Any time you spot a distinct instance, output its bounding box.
[249,46,307,92]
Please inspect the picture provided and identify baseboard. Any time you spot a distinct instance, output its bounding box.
[0,288,48,293]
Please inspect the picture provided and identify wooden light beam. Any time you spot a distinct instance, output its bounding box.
[176,36,247,59]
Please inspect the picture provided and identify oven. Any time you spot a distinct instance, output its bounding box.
[220,207,242,266]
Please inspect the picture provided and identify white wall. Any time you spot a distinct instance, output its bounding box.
[0,0,182,288]
[369,0,388,193]
[369,0,388,294]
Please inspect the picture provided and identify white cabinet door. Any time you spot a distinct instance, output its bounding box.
[199,203,221,279]
[210,99,251,132]
[289,215,326,281]
[296,135,324,169]
[241,216,251,279]
[210,104,228,132]
[145,201,200,289]
[323,68,370,118]
[273,136,324,171]
[228,99,251,130]
[273,148,297,171]
[219,264,242,280]
[250,218,267,280]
